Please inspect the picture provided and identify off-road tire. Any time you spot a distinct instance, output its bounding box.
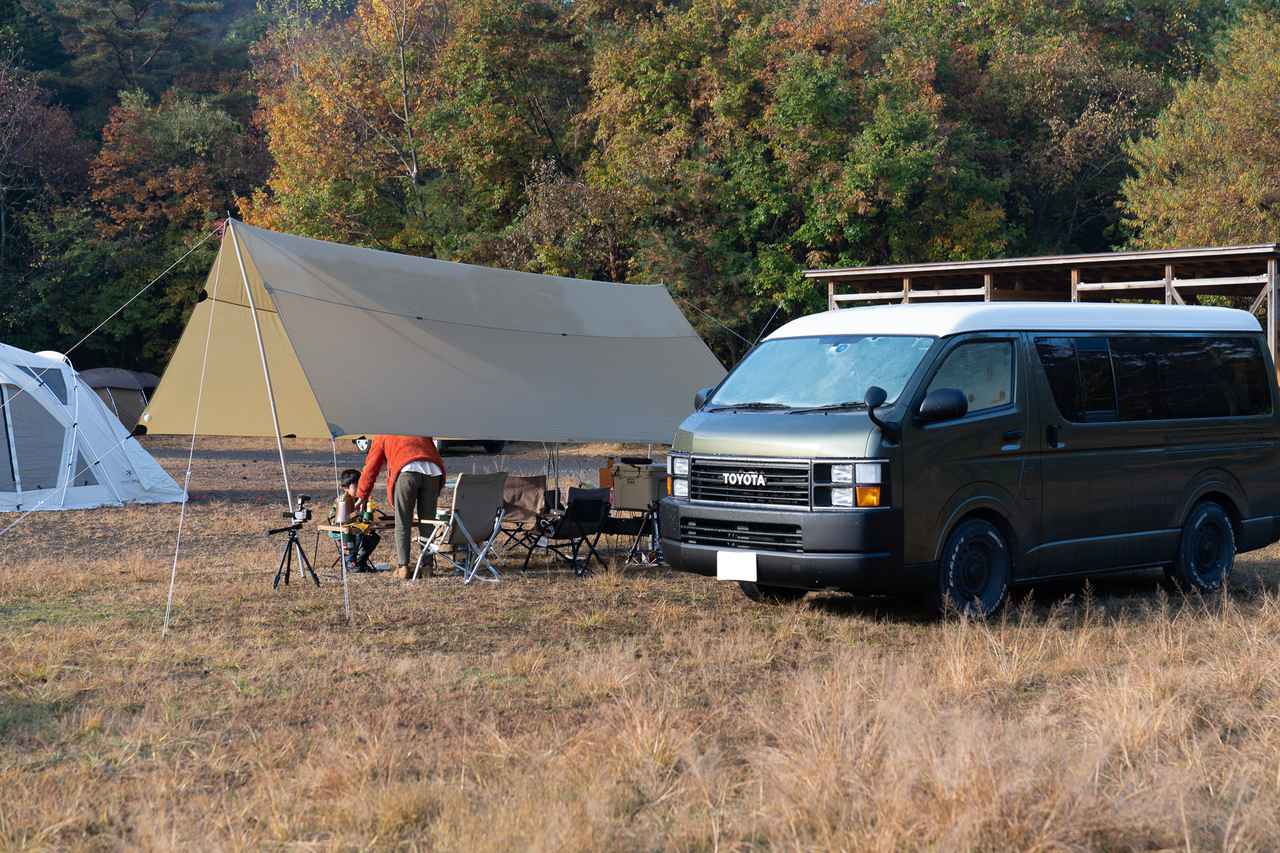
[937,518,1010,618]
[1166,501,1235,593]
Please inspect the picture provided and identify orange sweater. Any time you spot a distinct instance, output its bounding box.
[356,435,446,504]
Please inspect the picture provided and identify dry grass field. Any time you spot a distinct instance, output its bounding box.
[4,438,1280,851]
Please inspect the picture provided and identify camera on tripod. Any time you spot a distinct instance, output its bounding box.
[267,494,319,589]
[282,494,312,524]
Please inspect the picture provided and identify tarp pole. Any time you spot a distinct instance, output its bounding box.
[331,438,351,622]
[228,220,294,510]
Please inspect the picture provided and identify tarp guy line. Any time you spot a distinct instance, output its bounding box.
[0,224,221,424]
[164,239,225,636]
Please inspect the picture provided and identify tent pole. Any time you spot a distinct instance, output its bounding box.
[228,220,294,510]
[59,361,126,507]
[331,438,351,622]
[57,365,78,508]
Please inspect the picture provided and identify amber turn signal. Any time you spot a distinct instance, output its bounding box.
[855,485,881,508]
[667,476,673,496]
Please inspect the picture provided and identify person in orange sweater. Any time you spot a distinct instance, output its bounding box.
[356,435,447,579]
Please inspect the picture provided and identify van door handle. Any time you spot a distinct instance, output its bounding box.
[1001,429,1024,442]
[1046,425,1060,448]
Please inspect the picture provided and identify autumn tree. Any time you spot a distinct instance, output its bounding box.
[248,0,587,257]
[246,0,450,249]
[16,88,265,368]
[0,55,83,275]
[1120,11,1280,247]
[500,159,634,281]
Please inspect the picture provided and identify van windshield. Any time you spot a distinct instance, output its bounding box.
[707,335,935,410]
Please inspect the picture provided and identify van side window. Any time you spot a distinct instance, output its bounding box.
[1035,337,1118,422]
[1041,334,1272,422]
[1110,335,1275,420]
[927,341,1013,414]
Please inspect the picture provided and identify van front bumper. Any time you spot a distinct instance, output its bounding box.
[659,499,921,594]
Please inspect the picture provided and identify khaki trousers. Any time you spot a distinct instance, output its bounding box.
[393,471,444,568]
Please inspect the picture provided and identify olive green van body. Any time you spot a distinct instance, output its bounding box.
[659,304,1280,603]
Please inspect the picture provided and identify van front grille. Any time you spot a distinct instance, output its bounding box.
[689,456,810,508]
[680,517,804,553]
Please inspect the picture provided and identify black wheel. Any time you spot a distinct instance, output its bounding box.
[1167,501,1235,593]
[482,441,507,454]
[937,518,1010,617]
[738,582,807,603]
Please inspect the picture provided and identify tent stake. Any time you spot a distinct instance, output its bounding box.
[228,220,294,511]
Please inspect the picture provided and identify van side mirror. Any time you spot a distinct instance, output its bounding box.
[863,385,899,442]
[918,388,968,423]
[694,387,712,410]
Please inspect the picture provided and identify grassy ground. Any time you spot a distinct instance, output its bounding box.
[3,438,1280,850]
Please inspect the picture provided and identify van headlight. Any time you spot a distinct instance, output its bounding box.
[667,453,689,499]
[815,461,884,509]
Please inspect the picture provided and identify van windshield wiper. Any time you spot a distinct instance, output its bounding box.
[706,401,792,412]
[788,401,869,414]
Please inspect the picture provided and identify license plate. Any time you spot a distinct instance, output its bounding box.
[716,550,757,582]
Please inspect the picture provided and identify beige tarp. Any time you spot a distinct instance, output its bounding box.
[143,221,725,443]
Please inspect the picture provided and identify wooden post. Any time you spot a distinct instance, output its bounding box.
[827,279,834,312]
[1269,258,1278,377]
[902,276,911,304]
[1070,268,1080,302]
[1164,264,1177,305]
[983,272,993,302]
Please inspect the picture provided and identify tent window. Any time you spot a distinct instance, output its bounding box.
[73,450,98,487]
[0,387,16,492]
[18,365,68,405]
[9,387,66,491]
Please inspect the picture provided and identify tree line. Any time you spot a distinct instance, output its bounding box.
[2,0,1279,371]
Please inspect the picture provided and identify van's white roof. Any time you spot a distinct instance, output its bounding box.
[768,302,1262,340]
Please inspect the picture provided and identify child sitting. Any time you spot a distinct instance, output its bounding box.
[334,468,380,572]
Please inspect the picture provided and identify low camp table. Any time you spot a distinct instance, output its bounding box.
[316,517,397,573]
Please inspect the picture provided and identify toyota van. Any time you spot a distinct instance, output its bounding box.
[659,303,1280,614]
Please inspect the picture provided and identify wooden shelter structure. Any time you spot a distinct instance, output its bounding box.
[805,244,1280,363]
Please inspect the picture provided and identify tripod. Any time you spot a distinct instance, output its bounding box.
[268,523,320,588]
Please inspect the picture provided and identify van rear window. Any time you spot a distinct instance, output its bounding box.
[1036,334,1271,422]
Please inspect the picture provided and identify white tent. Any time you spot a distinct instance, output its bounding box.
[0,344,185,512]
[142,220,726,443]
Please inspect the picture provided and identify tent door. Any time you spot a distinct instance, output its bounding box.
[0,386,17,492]
[6,383,68,492]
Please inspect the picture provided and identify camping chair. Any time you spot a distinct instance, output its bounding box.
[521,486,611,576]
[413,472,508,584]
[498,475,549,554]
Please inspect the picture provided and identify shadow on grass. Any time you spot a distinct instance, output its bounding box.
[802,559,1280,624]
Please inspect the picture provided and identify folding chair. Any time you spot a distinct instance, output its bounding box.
[413,472,508,584]
[497,474,548,555]
[522,486,611,576]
